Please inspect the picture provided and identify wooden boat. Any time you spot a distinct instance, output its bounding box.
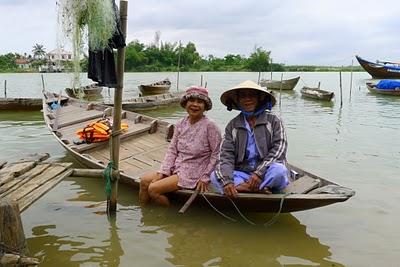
[355,55,400,79]
[138,79,171,95]
[104,91,185,111]
[259,76,300,90]
[366,82,400,96]
[0,98,42,111]
[42,91,354,213]
[65,83,103,98]
[300,86,335,101]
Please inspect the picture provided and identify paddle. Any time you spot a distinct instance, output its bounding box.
[178,189,200,214]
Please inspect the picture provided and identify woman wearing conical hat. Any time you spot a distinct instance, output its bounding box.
[211,80,289,198]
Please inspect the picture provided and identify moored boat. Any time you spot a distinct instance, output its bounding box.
[259,76,300,90]
[300,86,335,101]
[103,91,185,111]
[0,98,42,111]
[355,55,400,79]
[138,79,171,95]
[65,83,103,98]
[42,91,354,213]
[366,81,400,96]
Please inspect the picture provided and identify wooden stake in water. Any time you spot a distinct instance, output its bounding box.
[41,74,45,93]
[279,73,283,109]
[349,59,354,98]
[339,70,343,107]
[176,42,182,91]
[270,58,273,80]
[4,80,6,98]
[257,71,261,84]
[108,0,128,214]
[200,74,203,87]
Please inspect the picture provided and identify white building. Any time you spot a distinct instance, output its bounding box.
[47,48,73,62]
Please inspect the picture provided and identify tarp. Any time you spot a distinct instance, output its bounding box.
[376,80,400,90]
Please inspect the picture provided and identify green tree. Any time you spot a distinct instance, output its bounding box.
[247,46,271,71]
[0,53,18,70]
[32,44,46,59]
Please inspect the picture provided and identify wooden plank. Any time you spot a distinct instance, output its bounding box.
[7,165,70,202]
[19,169,74,212]
[57,110,104,128]
[284,175,321,194]
[0,164,51,198]
[0,162,37,186]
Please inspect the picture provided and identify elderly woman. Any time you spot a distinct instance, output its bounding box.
[139,86,222,206]
[211,80,289,198]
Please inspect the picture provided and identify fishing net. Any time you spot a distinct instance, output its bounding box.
[57,0,117,95]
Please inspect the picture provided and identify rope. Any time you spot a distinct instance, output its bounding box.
[228,198,256,225]
[200,193,237,222]
[103,161,115,198]
[263,192,291,227]
[0,242,22,255]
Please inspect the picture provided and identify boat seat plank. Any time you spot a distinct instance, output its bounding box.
[121,157,153,169]
[284,175,321,194]
[57,110,104,129]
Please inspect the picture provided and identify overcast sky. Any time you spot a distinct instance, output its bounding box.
[1,0,399,65]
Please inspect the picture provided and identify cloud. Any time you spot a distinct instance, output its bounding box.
[1,0,399,65]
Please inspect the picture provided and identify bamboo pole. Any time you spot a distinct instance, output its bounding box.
[279,73,283,109]
[200,74,203,87]
[176,41,181,91]
[257,71,261,84]
[270,58,273,80]
[108,0,128,214]
[349,59,354,98]
[41,74,45,93]
[339,70,343,107]
[4,80,7,98]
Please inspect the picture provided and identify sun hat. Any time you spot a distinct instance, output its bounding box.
[220,80,276,111]
[180,86,213,110]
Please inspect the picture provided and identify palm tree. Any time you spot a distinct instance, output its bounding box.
[32,44,46,60]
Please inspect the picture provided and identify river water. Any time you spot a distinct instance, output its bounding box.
[0,72,399,267]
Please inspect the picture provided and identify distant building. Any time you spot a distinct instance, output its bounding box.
[47,48,73,62]
[15,58,31,69]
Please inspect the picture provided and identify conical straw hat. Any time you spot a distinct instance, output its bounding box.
[220,80,276,110]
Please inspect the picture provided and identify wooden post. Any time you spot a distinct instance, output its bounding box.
[0,199,28,256]
[349,59,354,98]
[257,71,261,84]
[318,81,321,89]
[108,0,128,214]
[339,70,343,107]
[41,74,45,94]
[270,58,273,80]
[4,80,6,98]
[200,74,203,87]
[176,41,181,91]
[279,73,283,109]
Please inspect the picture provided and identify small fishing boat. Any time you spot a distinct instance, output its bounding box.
[300,86,335,101]
[355,55,400,79]
[104,91,185,111]
[366,81,400,96]
[65,83,103,98]
[259,76,300,90]
[0,98,42,111]
[42,91,354,213]
[138,79,171,96]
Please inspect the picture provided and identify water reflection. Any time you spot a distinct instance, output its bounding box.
[140,208,344,267]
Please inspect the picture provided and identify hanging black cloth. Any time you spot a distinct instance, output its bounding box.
[88,0,126,88]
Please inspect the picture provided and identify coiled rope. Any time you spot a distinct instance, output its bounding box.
[103,161,115,198]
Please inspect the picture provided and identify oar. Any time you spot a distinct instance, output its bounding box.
[178,189,200,214]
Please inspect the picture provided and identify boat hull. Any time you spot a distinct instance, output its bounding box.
[366,82,400,96]
[260,76,300,90]
[300,87,334,101]
[356,55,400,79]
[0,98,42,110]
[138,85,171,95]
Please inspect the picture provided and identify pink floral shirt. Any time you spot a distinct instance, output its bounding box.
[159,115,222,189]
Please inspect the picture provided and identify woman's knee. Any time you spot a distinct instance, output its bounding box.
[140,172,157,189]
[148,183,161,198]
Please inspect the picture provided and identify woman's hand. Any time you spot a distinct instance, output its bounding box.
[248,173,262,191]
[223,183,238,198]
[196,180,209,193]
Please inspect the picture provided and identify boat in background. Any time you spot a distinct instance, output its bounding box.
[366,82,400,96]
[42,91,354,213]
[138,79,171,96]
[65,83,103,99]
[259,76,300,90]
[301,85,334,101]
[103,91,185,111]
[0,98,43,111]
[355,55,400,79]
